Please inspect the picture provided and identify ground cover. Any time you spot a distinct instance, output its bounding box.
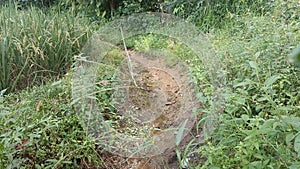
[0,1,300,168]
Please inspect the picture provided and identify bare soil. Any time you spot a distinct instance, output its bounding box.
[99,50,202,169]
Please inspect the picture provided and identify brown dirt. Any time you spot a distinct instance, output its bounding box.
[99,123,205,169]
[99,50,203,168]
[127,67,181,136]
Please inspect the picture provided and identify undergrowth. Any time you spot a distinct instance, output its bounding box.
[195,7,300,169]
[0,76,103,168]
[0,0,300,168]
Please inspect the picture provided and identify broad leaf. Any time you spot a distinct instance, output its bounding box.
[294,134,300,158]
[283,117,300,131]
[264,75,281,87]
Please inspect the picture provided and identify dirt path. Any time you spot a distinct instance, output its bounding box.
[100,50,202,168]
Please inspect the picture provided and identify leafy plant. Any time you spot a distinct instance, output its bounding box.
[193,1,300,167]
[0,77,103,168]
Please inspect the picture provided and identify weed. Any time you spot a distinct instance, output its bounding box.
[0,77,103,168]
[194,2,300,168]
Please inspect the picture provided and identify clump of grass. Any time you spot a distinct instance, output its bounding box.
[0,4,96,93]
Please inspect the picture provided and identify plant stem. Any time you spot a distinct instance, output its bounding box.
[119,25,138,87]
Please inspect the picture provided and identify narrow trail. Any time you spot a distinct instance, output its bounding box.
[99,50,203,169]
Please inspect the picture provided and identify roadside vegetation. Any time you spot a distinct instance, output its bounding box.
[0,0,299,168]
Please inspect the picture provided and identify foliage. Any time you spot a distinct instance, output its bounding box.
[193,3,300,168]
[0,77,103,168]
[0,5,95,93]
[0,0,300,168]
[54,0,284,32]
[0,0,59,8]
[115,0,160,16]
[55,0,161,21]
[163,0,298,32]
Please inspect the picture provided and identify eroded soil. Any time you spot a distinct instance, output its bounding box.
[99,50,202,169]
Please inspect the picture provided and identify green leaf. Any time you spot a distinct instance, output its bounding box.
[0,89,7,97]
[294,134,300,156]
[45,159,58,163]
[233,80,252,88]
[51,80,62,86]
[176,119,188,146]
[253,153,264,160]
[244,128,273,141]
[249,161,262,168]
[283,117,300,131]
[264,75,281,87]
[286,133,295,146]
[249,61,258,69]
[236,97,246,105]
[289,163,300,169]
[241,114,249,122]
[257,97,268,102]
[175,148,181,164]
[254,142,260,150]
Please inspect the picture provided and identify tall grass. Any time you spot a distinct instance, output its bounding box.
[0,4,95,93]
[166,0,288,31]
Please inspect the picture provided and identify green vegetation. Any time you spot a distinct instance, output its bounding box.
[0,5,95,93]
[197,13,300,168]
[1,0,300,168]
[0,78,103,168]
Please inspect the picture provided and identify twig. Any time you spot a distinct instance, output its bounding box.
[119,25,138,87]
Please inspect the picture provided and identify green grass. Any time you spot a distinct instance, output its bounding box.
[0,4,96,93]
[0,0,300,168]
